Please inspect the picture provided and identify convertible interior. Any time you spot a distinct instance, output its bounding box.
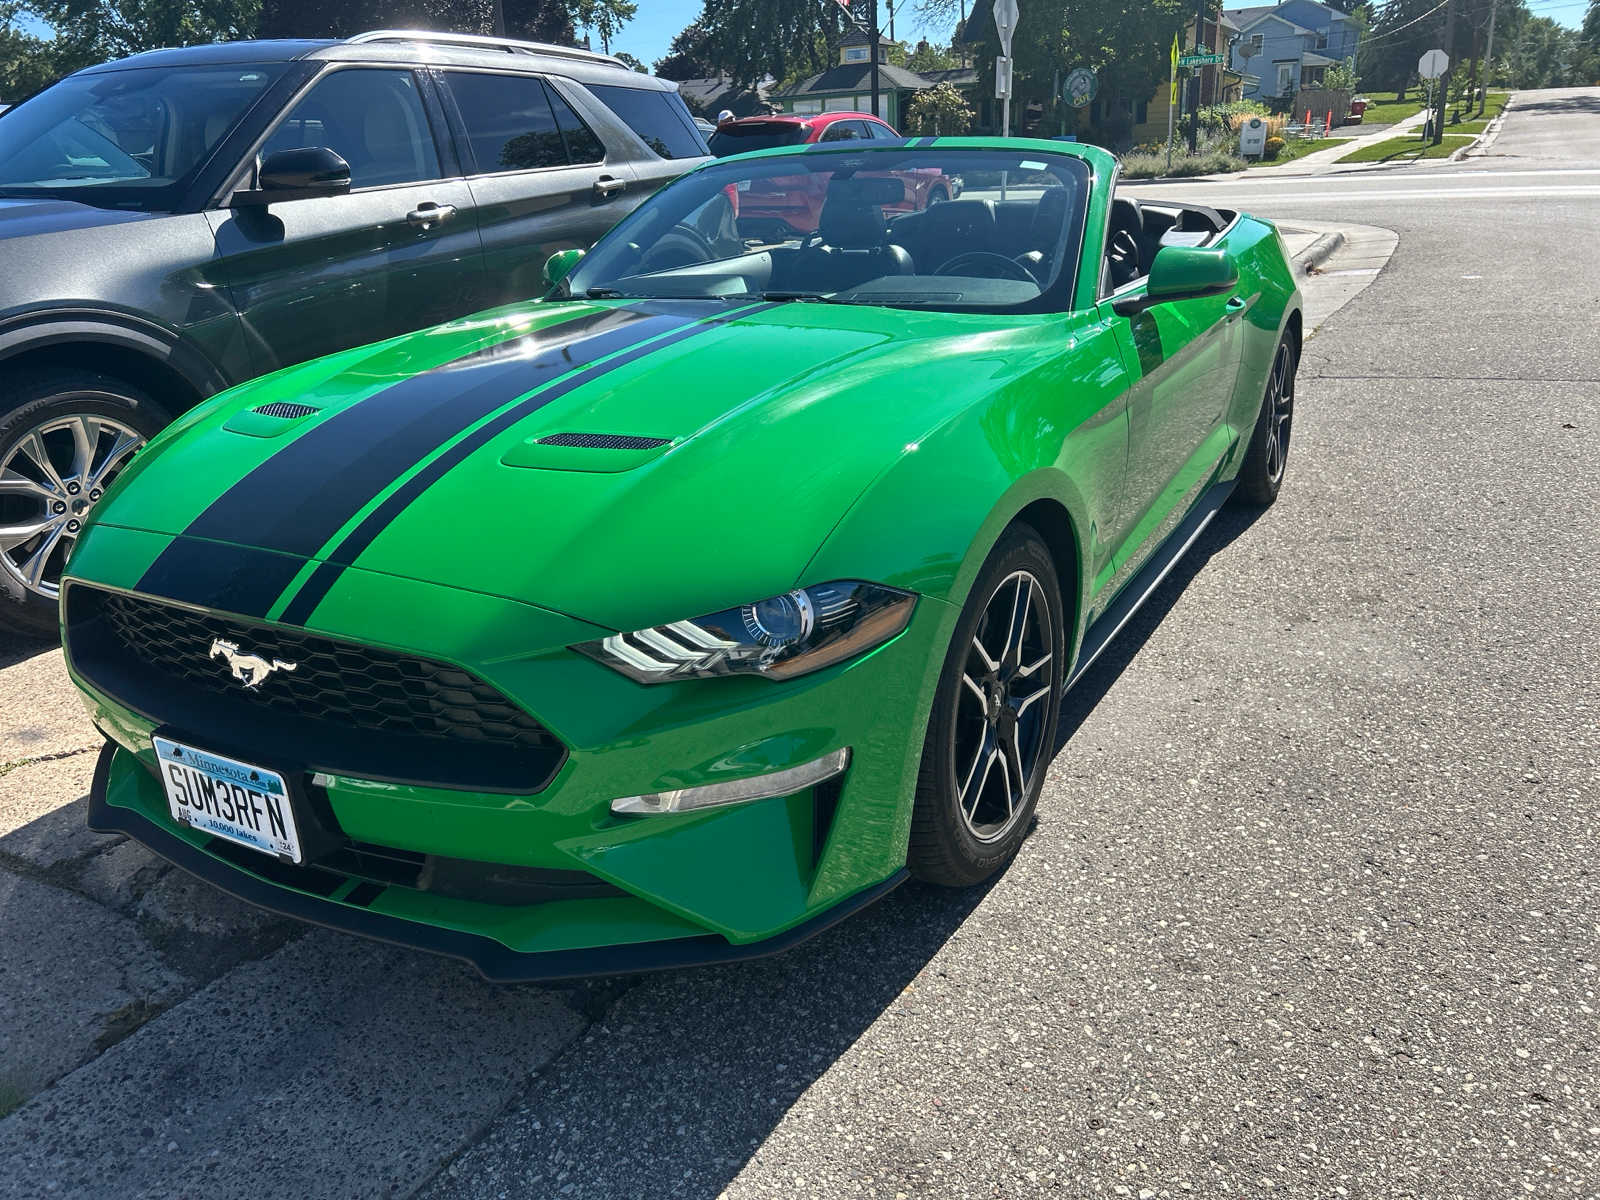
[1100,192,1238,294]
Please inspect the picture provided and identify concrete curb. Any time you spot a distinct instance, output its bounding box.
[1457,96,1513,160]
[1294,230,1346,276]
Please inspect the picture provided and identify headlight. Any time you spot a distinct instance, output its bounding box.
[576,580,916,684]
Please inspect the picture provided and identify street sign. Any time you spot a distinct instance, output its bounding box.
[1178,52,1224,67]
[1418,48,1449,79]
[995,55,1013,100]
[1062,66,1097,107]
[993,0,1018,58]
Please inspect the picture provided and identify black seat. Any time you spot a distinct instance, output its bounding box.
[1106,196,1145,289]
[785,182,914,292]
[1015,187,1071,283]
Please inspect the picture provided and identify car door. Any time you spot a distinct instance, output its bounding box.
[440,69,634,310]
[205,65,484,375]
[1105,207,1242,583]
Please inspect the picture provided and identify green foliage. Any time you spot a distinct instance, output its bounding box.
[691,0,847,88]
[1262,134,1285,159]
[1336,132,1471,162]
[612,49,645,72]
[571,0,632,53]
[905,38,957,73]
[1119,146,1245,179]
[904,80,972,135]
[1,3,77,98]
[26,0,260,65]
[653,19,715,80]
[1197,99,1269,132]
[1324,56,1359,90]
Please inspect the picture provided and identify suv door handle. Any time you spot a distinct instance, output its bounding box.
[406,203,457,228]
[1225,296,1247,313]
[592,176,626,202]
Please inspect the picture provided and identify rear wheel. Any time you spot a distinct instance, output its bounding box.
[1234,333,1297,506]
[927,185,949,208]
[0,370,168,636]
[908,527,1065,886]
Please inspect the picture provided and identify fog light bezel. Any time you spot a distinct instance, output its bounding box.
[611,748,851,816]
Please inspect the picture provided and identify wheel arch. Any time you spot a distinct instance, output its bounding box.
[0,313,226,418]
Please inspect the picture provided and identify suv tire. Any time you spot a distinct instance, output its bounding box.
[0,370,170,636]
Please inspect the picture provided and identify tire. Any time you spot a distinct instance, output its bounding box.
[927,186,949,208]
[0,370,170,636]
[1234,333,1297,507]
[908,526,1066,886]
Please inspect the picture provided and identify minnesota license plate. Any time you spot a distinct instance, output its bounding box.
[153,736,303,863]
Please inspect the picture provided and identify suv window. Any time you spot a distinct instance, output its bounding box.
[0,64,285,211]
[263,68,439,189]
[445,72,567,173]
[585,83,706,160]
[543,83,604,163]
[820,121,865,142]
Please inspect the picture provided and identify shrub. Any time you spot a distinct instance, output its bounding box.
[1119,149,1247,179]
[904,82,973,136]
[1263,135,1286,160]
[1198,99,1271,133]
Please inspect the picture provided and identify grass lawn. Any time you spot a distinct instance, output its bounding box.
[1336,134,1474,163]
[1248,137,1352,167]
[1349,95,1425,126]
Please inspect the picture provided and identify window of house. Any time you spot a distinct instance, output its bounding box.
[844,47,869,63]
[1249,33,1264,51]
[1277,63,1293,92]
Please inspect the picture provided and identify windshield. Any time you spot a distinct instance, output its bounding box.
[565,148,1090,314]
[707,122,809,156]
[0,65,285,210]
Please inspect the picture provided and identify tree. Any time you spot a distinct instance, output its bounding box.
[690,0,849,89]
[905,38,957,72]
[256,0,577,43]
[1,4,78,98]
[904,80,972,133]
[571,0,631,53]
[30,0,259,64]
[653,18,717,79]
[612,48,644,71]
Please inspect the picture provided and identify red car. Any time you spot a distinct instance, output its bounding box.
[708,112,957,236]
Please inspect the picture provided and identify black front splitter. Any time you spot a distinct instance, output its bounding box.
[87,743,908,984]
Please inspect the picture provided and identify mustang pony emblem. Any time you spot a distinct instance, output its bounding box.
[209,638,298,689]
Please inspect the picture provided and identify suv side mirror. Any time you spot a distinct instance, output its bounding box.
[1112,246,1238,317]
[233,147,352,206]
[544,247,585,288]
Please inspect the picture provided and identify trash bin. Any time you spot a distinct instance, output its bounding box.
[1348,97,1369,124]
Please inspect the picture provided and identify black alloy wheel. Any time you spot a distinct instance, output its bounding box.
[908,527,1065,886]
[1236,333,1297,506]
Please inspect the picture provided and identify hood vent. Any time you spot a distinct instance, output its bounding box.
[535,432,670,450]
[252,402,321,419]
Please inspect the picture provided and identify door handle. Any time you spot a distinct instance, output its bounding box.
[1225,296,1247,313]
[406,202,457,228]
[592,176,626,202]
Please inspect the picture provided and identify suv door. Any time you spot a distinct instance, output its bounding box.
[206,66,483,375]
[581,80,708,199]
[438,69,631,309]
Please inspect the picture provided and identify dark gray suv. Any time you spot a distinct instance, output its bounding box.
[0,30,708,633]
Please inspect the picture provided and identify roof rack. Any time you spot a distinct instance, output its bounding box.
[346,30,628,69]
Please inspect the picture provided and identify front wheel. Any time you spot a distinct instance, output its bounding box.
[0,370,169,636]
[1234,333,1297,506]
[926,186,949,208]
[908,527,1065,887]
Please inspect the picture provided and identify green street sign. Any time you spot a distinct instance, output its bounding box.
[1179,52,1225,67]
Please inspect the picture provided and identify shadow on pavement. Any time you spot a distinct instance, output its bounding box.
[0,630,54,672]
[1504,93,1600,116]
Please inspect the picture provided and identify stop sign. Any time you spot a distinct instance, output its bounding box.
[1418,49,1449,79]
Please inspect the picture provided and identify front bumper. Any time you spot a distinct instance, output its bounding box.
[89,743,906,982]
[66,524,955,977]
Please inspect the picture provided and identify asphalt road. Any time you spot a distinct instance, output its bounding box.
[1,88,1595,1199]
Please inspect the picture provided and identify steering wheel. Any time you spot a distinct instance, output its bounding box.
[638,224,715,274]
[933,252,1036,282]
[1107,230,1141,281]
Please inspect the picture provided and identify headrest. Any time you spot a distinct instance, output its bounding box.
[818,183,888,249]
[1028,187,1071,245]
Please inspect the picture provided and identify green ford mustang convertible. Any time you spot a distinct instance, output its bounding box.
[61,138,1301,979]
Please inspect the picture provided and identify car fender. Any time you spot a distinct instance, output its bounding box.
[0,304,231,403]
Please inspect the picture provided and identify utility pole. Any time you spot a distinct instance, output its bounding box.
[1478,0,1499,117]
[492,0,505,38]
[1433,0,1456,145]
[869,0,881,119]
[887,0,895,43]
[1188,0,1206,153]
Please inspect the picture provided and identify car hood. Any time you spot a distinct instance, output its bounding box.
[95,298,1035,631]
[0,196,157,238]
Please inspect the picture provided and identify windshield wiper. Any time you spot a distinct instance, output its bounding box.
[581,287,633,299]
[760,291,842,303]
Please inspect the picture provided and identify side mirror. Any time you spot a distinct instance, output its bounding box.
[1112,246,1239,317]
[543,247,585,288]
[233,147,351,206]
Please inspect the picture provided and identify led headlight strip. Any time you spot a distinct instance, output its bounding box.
[576,580,916,684]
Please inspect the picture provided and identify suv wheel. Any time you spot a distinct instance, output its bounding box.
[0,370,169,636]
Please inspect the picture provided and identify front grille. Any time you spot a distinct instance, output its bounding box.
[535,432,670,449]
[67,585,566,793]
[251,402,320,419]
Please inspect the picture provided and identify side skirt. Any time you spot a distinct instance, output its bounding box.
[1066,477,1236,691]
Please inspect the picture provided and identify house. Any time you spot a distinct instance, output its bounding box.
[774,31,927,129]
[1225,0,1362,100]
[1130,12,1247,146]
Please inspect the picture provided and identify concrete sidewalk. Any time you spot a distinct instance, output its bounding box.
[1246,107,1431,176]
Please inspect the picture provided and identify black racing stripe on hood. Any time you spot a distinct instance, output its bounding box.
[133,538,309,618]
[273,303,778,627]
[134,305,697,610]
